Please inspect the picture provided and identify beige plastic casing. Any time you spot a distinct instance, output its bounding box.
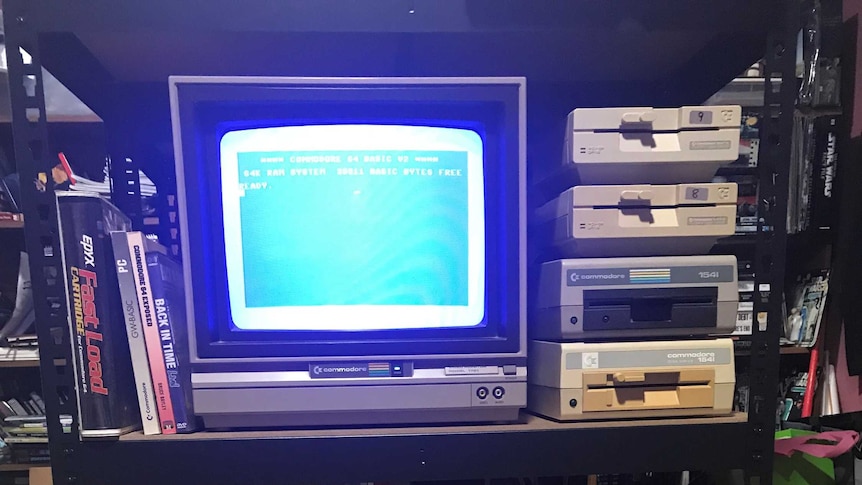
[564,106,742,185]
[528,339,735,421]
[535,183,738,257]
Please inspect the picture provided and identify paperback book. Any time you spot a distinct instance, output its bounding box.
[123,231,177,434]
[146,246,198,433]
[111,231,161,435]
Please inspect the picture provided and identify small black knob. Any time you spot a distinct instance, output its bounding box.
[569,399,578,408]
[602,315,610,323]
[570,316,579,325]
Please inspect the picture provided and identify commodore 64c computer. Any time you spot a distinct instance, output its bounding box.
[170,76,527,428]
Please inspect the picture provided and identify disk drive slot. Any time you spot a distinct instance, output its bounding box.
[583,287,717,331]
[582,369,715,411]
[587,383,710,391]
[586,373,710,390]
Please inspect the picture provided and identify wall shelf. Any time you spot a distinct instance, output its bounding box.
[75,414,749,484]
[27,0,774,117]
[2,0,797,484]
[0,220,24,229]
[0,214,24,229]
[779,346,811,355]
[0,347,39,367]
[0,463,49,472]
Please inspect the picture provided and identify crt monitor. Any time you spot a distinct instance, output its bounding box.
[169,77,526,427]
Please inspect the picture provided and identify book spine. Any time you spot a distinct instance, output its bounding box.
[812,116,838,231]
[111,232,161,435]
[147,253,196,432]
[127,232,176,434]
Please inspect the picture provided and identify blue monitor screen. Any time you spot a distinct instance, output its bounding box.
[220,124,486,331]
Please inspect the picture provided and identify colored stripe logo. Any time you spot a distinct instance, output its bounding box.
[629,268,671,284]
[367,363,391,377]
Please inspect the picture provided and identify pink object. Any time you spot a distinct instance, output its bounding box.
[774,430,860,458]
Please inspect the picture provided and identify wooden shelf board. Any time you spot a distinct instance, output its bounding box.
[0,463,50,472]
[780,346,811,355]
[0,347,40,367]
[119,412,748,442]
[0,219,24,229]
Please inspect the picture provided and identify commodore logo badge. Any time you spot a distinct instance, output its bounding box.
[582,353,599,369]
[309,362,392,378]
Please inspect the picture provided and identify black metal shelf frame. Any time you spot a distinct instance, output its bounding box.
[2,0,797,483]
[746,0,796,479]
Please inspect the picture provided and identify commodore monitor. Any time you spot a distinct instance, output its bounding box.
[170,76,527,428]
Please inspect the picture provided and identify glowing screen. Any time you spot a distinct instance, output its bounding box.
[219,125,485,331]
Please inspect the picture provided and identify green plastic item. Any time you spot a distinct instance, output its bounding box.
[774,429,836,485]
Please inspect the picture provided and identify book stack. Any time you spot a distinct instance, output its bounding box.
[0,390,70,465]
[1,414,73,444]
[111,231,198,435]
[55,192,197,438]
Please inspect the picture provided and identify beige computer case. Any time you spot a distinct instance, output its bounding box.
[563,106,742,185]
[528,339,735,421]
[535,183,738,257]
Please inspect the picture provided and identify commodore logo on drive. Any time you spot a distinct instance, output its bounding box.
[567,269,627,286]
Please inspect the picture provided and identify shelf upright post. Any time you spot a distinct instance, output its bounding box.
[106,115,144,230]
[4,1,83,484]
[747,0,797,482]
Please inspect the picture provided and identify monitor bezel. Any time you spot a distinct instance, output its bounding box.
[170,76,526,363]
